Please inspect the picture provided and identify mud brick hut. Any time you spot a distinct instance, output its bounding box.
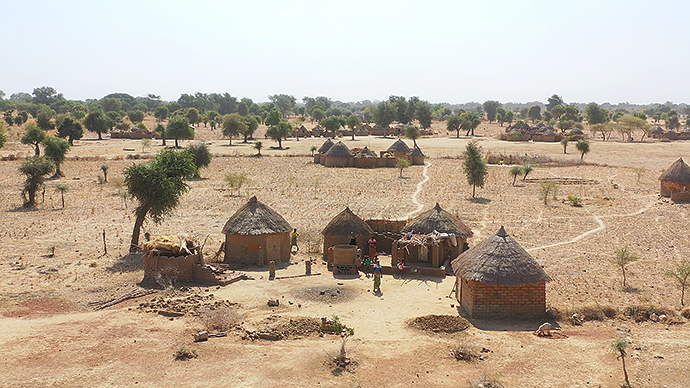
[385,139,411,158]
[222,196,292,265]
[664,130,679,141]
[392,203,473,267]
[323,141,353,167]
[322,207,374,258]
[410,146,425,165]
[650,125,665,139]
[659,157,690,201]
[451,226,551,319]
[354,146,378,168]
[314,138,334,164]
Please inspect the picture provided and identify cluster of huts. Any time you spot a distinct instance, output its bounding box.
[293,123,433,138]
[498,122,573,142]
[313,138,425,168]
[649,125,690,141]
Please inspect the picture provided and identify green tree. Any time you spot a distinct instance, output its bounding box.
[611,335,631,388]
[166,116,194,148]
[0,122,7,148]
[496,107,507,127]
[186,142,212,177]
[539,181,558,205]
[240,115,259,142]
[618,116,650,141]
[42,136,70,177]
[21,123,47,156]
[373,101,396,134]
[482,100,501,122]
[36,106,56,130]
[509,166,522,185]
[546,94,564,111]
[266,119,293,149]
[527,106,542,123]
[320,117,341,137]
[57,116,84,145]
[346,115,362,140]
[521,162,533,180]
[612,246,639,289]
[462,140,488,197]
[154,106,169,122]
[32,86,63,105]
[100,164,109,183]
[14,111,28,126]
[155,123,167,146]
[415,101,433,129]
[222,113,246,145]
[268,94,296,116]
[253,141,263,156]
[18,156,55,207]
[585,102,608,125]
[310,106,325,122]
[186,107,200,126]
[447,114,463,137]
[237,101,248,116]
[84,110,109,140]
[665,260,690,306]
[124,149,198,252]
[405,125,421,147]
[4,111,13,126]
[460,112,482,136]
[265,109,282,127]
[504,110,514,125]
[54,183,69,208]
[576,139,590,160]
[128,110,145,124]
[560,138,569,154]
[396,158,411,178]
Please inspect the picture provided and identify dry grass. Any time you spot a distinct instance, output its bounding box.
[198,306,243,332]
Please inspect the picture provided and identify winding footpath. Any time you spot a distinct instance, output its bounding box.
[403,162,432,219]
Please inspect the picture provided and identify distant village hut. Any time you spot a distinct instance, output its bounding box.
[663,130,679,141]
[385,139,411,158]
[679,128,690,140]
[392,203,473,267]
[295,124,310,138]
[222,196,292,266]
[354,146,378,168]
[410,146,425,165]
[323,141,353,167]
[451,226,552,318]
[659,157,690,201]
[322,207,374,259]
[650,125,665,139]
[315,138,334,164]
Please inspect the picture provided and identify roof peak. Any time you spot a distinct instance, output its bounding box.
[248,195,257,203]
[497,225,508,236]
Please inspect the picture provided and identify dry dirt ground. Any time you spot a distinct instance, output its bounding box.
[1,120,690,387]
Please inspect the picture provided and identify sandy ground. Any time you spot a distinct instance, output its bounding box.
[1,119,690,387]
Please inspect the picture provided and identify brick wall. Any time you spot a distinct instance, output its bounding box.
[460,278,546,318]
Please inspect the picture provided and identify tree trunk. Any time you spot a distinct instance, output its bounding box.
[278,138,282,149]
[98,132,103,140]
[581,152,585,160]
[130,207,148,253]
[681,285,685,306]
[472,184,476,198]
[621,352,630,387]
[61,192,65,208]
[161,130,166,146]
[512,175,517,185]
[622,268,627,288]
[27,188,36,207]
[175,138,179,148]
[34,143,40,156]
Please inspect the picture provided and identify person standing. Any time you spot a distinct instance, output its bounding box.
[291,228,299,252]
[368,236,377,259]
[373,259,382,293]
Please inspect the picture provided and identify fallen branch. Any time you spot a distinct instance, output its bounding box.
[90,289,157,310]
[273,272,322,280]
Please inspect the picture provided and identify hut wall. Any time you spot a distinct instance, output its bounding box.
[354,158,378,168]
[671,191,690,202]
[314,154,321,164]
[660,181,690,197]
[323,156,352,167]
[319,154,327,164]
[366,219,408,253]
[660,181,671,197]
[411,155,425,165]
[143,254,201,283]
[224,233,290,265]
[323,233,370,258]
[459,279,546,318]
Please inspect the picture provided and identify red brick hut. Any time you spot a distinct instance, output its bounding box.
[323,141,353,167]
[451,226,551,319]
[410,145,425,165]
[385,139,411,158]
[393,203,473,268]
[315,138,334,164]
[222,196,292,266]
[354,146,378,168]
[322,207,374,258]
[659,157,690,201]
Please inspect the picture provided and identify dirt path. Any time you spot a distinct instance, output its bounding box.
[403,162,432,219]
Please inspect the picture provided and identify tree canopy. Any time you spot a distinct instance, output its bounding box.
[585,102,609,125]
[546,94,564,111]
[42,136,71,177]
[462,140,488,197]
[266,119,293,149]
[222,113,246,145]
[84,110,109,140]
[320,117,342,137]
[19,156,55,207]
[166,115,194,148]
[373,101,396,133]
[482,100,501,122]
[21,123,47,156]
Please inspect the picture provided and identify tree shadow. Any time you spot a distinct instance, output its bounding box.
[8,205,37,213]
[467,197,492,204]
[107,253,144,273]
[269,146,290,150]
[624,286,643,293]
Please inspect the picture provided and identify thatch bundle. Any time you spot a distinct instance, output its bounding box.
[452,226,551,286]
[387,139,411,153]
[322,207,373,237]
[222,196,292,235]
[142,235,196,256]
[402,203,473,238]
[317,138,334,154]
[355,146,377,158]
[324,141,352,158]
[659,158,690,184]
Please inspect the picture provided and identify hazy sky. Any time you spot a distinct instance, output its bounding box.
[3,0,689,105]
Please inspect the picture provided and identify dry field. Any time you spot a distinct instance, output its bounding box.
[1,121,690,387]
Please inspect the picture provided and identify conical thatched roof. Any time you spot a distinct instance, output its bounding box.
[317,138,334,154]
[222,196,292,235]
[299,124,308,131]
[543,129,557,137]
[570,129,584,135]
[651,125,664,134]
[387,139,411,153]
[665,130,678,135]
[401,203,473,238]
[452,226,551,286]
[659,158,690,183]
[324,141,352,158]
[355,146,377,158]
[410,146,425,157]
[321,207,374,236]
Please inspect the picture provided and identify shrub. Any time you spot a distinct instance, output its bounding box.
[174,345,198,361]
[623,305,680,323]
[198,307,243,332]
[567,195,583,207]
[681,307,690,319]
[224,172,250,195]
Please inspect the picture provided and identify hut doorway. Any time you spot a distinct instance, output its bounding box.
[419,245,429,263]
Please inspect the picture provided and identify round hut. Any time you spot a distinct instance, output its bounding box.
[659,157,690,200]
[386,139,411,158]
[663,130,679,141]
[354,146,378,168]
[321,207,374,258]
[394,203,473,267]
[451,226,552,318]
[323,141,353,167]
[410,145,425,165]
[650,125,665,139]
[315,138,334,164]
[222,196,292,266]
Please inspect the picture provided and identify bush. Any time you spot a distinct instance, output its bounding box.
[567,195,583,207]
[681,307,690,319]
[623,305,680,323]
[174,345,198,361]
[199,307,243,332]
[186,142,212,170]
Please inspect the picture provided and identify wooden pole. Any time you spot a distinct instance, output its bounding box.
[102,229,107,255]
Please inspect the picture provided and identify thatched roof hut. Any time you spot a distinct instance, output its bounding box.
[323,141,353,167]
[222,196,292,265]
[322,207,373,258]
[402,203,473,238]
[664,130,679,140]
[354,146,378,168]
[386,139,411,157]
[410,145,425,165]
[355,146,377,158]
[317,138,334,154]
[451,226,551,318]
[659,158,690,198]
